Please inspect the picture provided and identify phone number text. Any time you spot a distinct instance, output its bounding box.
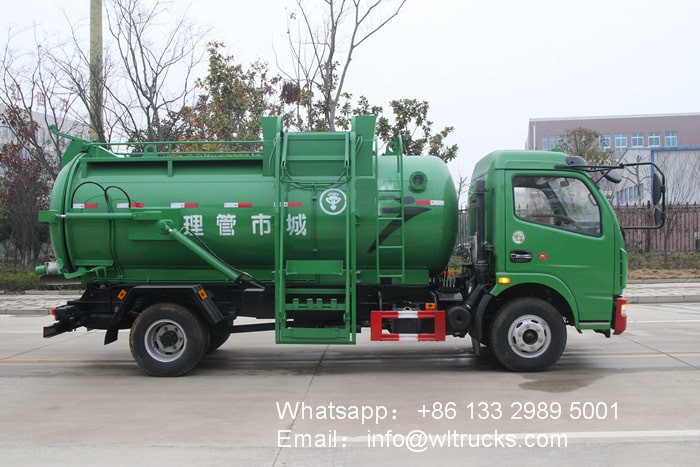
[418,401,618,421]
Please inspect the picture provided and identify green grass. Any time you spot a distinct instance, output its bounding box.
[628,252,699,270]
[0,264,43,291]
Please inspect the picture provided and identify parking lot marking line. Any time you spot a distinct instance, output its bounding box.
[341,429,700,445]
[560,429,700,440]
[565,352,700,359]
[621,335,700,370]
[630,319,700,324]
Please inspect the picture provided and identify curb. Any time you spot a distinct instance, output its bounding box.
[1,309,53,316]
[8,290,83,296]
[628,279,700,284]
[627,295,700,304]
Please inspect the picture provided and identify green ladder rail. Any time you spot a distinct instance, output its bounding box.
[274,130,357,344]
[375,138,406,284]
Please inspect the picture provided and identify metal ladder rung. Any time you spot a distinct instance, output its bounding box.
[374,146,406,283]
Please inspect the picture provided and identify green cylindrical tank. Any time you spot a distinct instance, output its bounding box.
[40,119,457,286]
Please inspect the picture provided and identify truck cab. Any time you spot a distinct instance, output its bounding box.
[464,150,655,370]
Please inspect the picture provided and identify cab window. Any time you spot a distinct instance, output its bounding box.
[513,175,602,236]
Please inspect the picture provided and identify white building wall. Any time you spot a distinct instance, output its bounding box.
[612,148,700,205]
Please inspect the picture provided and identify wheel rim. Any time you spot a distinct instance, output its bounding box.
[144,319,188,363]
[507,314,551,358]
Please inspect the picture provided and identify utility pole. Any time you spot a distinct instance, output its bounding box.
[89,0,103,141]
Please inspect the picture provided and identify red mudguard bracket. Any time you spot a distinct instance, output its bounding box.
[370,310,446,341]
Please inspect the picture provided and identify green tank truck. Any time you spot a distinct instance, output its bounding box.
[37,116,666,376]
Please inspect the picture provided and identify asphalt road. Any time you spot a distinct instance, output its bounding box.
[1,302,699,466]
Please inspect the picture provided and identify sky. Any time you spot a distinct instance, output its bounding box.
[4,0,700,177]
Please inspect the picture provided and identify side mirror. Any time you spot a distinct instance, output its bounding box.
[652,172,664,205]
[604,169,623,184]
[615,162,666,231]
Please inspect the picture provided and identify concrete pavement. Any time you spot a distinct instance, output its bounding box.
[0,280,698,315]
[0,290,81,315]
[1,303,700,465]
[625,279,700,304]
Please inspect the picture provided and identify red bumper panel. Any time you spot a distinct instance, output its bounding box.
[370,310,446,341]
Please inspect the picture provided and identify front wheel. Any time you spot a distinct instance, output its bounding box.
[489,298,566,371]
[129,303,209,377]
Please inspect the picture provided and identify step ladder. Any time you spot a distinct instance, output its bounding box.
[274,130,357,344]
[375,138,406,284]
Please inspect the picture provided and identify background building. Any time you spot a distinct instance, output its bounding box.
[526,113,700,206]
[527,113,700,152]
[0,105,88,155]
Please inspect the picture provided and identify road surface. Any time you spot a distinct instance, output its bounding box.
[0,302,698,466]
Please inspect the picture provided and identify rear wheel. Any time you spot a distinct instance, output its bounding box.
[130,303,209,377]
[489,298,566,371]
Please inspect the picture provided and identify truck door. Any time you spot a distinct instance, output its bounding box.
[504,173,614,323]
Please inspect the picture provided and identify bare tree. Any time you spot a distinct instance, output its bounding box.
[0,141,50,266]
[0,27,85,265]
[615,149,700,257]
[657,150,700,205]
[615,150,650,206]
[0,0,209,267]
[282,0,406,131]
[453,169,469,209]
[50,14,111,143]
[105,0,206,142]
[48,0,208,143]
[656,150,700,260]
[1,29,82,178]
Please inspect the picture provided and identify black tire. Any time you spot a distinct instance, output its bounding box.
[489,298,566,371]
[129,303,209,377]
[207,319,233,353]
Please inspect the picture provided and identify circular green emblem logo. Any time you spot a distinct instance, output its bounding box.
[512,230,526,244]
[319,188,347,215]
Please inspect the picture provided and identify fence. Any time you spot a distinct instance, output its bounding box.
[614,204,700,253]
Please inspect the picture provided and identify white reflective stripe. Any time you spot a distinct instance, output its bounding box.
[396,311,418,319]
[72,203,85,209]
[430,200,445,206]
[398,335,418,341]
[171,202,185,208]
[224,202,238,208]
[116,203,129,209]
